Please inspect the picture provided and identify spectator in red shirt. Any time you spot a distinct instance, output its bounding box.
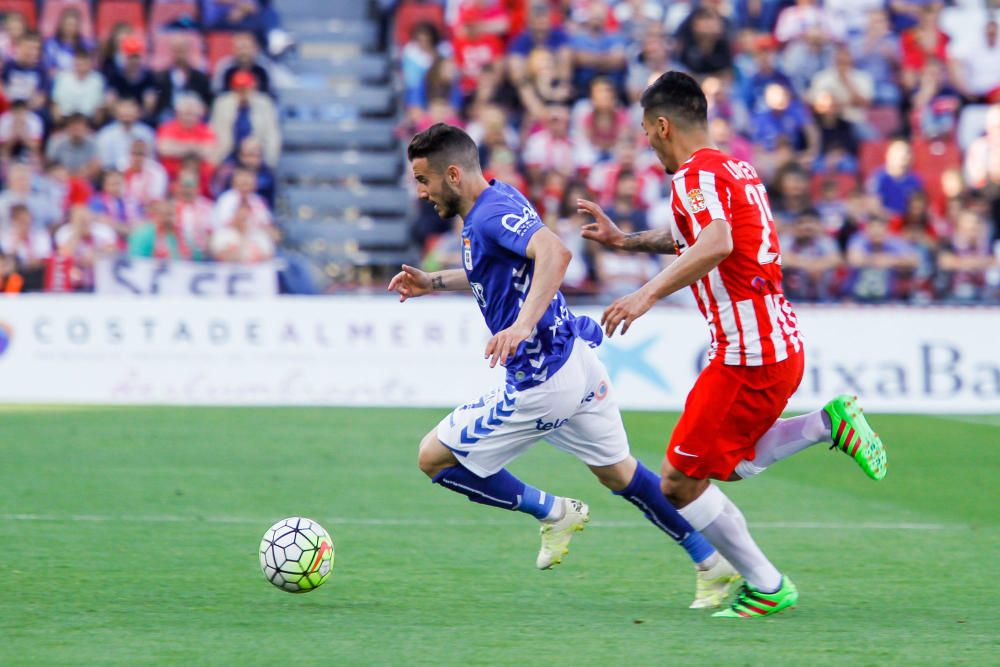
[900,3,949,92]
[54,204,117,291]
[156,94,218,181]
[451,0,510,97]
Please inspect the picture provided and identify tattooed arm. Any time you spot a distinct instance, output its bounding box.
[577,199,676,255]
[388,265,469,302]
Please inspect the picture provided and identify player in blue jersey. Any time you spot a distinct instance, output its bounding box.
[389,123,740,607]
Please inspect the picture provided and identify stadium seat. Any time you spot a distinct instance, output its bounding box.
[40,0,94,39]
[282,119,398,151]
[292,21,377,50]
[96,0,145,42]
[279,87,393,119]
[859,139,890,181]
[281,218,412,250]
[274,0,369,21]
[283,54,390,84]
[206,31,236,71]
[150,0,198,31]
[278,151,401,184]
[395,0,447,47]
[282,186,412,219]
[150,29,206,71]
[0,0,37,27]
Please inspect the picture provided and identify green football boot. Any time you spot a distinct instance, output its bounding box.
[713,576,798,618]
[824,394,888,480]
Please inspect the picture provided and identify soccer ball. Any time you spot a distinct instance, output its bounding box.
[259,517,335,593]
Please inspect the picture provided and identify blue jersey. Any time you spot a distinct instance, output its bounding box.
[462,180,601,390]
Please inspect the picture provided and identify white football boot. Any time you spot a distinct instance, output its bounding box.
[536,498,590,570]
[690,555,742,609]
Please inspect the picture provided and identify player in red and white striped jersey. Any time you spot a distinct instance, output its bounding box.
[579,71,887,618]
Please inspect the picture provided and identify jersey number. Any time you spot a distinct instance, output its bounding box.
[745,183,780,266]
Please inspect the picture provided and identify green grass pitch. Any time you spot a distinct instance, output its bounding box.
[0,406,997,665]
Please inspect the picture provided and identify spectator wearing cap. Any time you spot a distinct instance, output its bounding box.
[44,6,93,74]
[0,100,43,163]
[570,0,627,96]
[3,31,49,113]
[51,47,106,123]
[212,31,272,95]
[129,199,196,259]
[105,35,158,120]
[210,69,280,166]
[156,93,218,181]
[46,113,100,180]
[739,34,795,115]
[121,138,168,207]
[212,135,275,207]
[153,34,213,124]
[867,139,924,216]
[96,97,155,169]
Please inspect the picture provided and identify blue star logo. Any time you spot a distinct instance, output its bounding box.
[598,335,671,393]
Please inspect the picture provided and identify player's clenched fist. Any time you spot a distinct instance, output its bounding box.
[577,198,625,249]
[601,287,656,337]
[388,264,432,302]
[484,322,533,368]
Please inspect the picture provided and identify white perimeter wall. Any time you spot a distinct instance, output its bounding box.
[0,296,997,413]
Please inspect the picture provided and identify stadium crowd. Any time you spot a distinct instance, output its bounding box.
[0,0,284,293]
[396,0,1000,304]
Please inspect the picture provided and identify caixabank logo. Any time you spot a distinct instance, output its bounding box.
[0,321,12,357]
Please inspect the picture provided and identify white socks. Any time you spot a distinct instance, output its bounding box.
[679,484,782,593]
[734,409,831,479]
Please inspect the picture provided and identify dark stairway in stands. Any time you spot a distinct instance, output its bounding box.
[273,0,414,289]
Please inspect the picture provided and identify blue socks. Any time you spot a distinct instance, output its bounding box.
[433,465,556,520]
[615,460,717,564]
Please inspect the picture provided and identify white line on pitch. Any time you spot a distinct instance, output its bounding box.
[0,513,965,531]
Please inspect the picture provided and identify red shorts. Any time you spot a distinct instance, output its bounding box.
[667,351,805,480]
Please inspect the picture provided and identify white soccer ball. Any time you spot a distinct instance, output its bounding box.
[259,517,335,593]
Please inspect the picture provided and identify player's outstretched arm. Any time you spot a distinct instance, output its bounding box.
[484,227,571,368]
[388,265,469,302]
[578,198,676,254]
[602,220,733,337]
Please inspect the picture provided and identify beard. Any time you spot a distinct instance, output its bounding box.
[435,186,462,219]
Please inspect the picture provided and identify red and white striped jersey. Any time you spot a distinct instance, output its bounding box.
[670,148,802,366]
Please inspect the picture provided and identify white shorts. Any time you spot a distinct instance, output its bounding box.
[436,341,630,477]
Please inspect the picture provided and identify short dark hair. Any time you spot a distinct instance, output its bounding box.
[407,123,481,172]
[640,71,708,128]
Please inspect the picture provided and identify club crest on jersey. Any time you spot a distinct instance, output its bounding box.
[470,281,487,308]
[501,206,537,235]
[463,237,473,270]
[687,188,707,213]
